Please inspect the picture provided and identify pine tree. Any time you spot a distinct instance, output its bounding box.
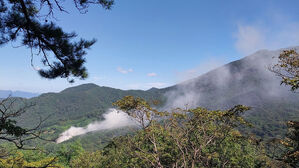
[0,0,114,82]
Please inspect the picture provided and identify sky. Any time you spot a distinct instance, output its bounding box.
[1,0,299,93]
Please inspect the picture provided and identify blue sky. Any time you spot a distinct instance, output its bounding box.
[1,0,299,93]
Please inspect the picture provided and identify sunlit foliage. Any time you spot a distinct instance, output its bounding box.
[270,49,299,91]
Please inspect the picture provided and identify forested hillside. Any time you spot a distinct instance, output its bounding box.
[161,48,299,138]
[2,48,298,167]
[12,48,299,144]
[13,83,163,146]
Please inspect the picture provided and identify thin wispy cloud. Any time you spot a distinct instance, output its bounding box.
[234,18,299,56]
[177,58,225,82]
[234,25,266,55]
[117,67,133,74]
[147,72,157,77]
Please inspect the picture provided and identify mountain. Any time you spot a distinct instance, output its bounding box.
[11,47,299,148]
[0,90,40,98]
[16,83,164,134]
[160,47,299,137]
[9,83,164,149]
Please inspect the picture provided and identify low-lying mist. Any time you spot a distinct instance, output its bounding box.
[56,108,136,143]
[163,48,293,110]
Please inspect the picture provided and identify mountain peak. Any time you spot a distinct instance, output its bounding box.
[147,87,159,91]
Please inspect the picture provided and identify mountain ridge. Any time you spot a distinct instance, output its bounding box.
[9,47,299,146]
[0,90,40,99]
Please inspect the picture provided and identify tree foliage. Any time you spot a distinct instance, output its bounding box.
[0,97,50,149]
[270,49,299,91]
[0,0,114,82]
[2,95,296,167]
[56,140,84,166]
[69,96,274,168]
[279,121,299,167]
[0,151,62,168]
[269,50,299,167]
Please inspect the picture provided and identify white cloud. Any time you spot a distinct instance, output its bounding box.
[234,25,266,55]
[177,58,225,82]
[56,108,136,143]
[234,20,299,56]
[117,67,133,74]
[147,72,157,77]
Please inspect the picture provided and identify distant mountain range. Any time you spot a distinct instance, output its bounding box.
[10,47,299,147]
[0,90,40,98]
